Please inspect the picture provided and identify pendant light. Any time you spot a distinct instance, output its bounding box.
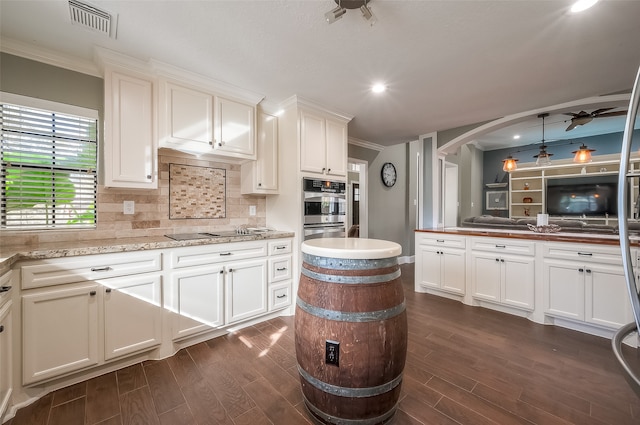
[572,143,596,163]
[502,154,519,172]
[533,113,553,166]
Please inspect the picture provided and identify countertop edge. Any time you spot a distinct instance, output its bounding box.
[0,231,295,275]
[415,227,634,246]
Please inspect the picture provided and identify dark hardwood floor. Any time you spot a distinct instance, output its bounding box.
[6,263,640,425]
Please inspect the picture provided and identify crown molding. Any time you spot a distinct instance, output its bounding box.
[348,136,384,152]
[279,95,354,122]
[0,37,101,77]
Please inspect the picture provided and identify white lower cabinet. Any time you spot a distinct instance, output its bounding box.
[167,264,225,340]
[415,235,466,295]
[0,271,13,420]
[102,273,163,360]
[471,238,535,310]
[22,284,100,385]
[225,259,268,324]
[543,258,634,328]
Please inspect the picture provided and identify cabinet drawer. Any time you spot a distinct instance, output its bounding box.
[269,239,292,255]
[269,255,292,283]
[269,281,292,311]
[417,233,466,249]
[169,241,267,269]
[471,238,535,256]
[543,243,622,265]
[21,252,162,290]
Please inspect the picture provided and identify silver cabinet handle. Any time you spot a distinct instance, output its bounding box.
[91,266,112,272]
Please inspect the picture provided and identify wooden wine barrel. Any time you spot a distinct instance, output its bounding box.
[295,238,407,425]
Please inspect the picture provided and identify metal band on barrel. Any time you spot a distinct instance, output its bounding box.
[296,296,405,322]
[298,365,403,398]
[303,394,398,425]
[301,267,401,285]
[303,253,398,270]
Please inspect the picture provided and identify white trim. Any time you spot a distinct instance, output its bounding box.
[398,255,414,265]
[0,92,99,119]
[0,37,100,77]
[438,94,630,155]
[348,157,369,239]
[278,95,353,122]
[348,137,385,152]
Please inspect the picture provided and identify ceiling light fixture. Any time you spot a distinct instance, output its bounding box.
[502,154,519,172]
[572,143,596,163]
[570,0,599,13]
[325,0,376,25]
[533,113,553,166]
[371,83,386,93]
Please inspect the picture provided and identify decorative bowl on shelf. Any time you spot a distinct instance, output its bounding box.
[527,224,561,233]
[522,197,533,203]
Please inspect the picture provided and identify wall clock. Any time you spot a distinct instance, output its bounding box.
[381,162,397,187]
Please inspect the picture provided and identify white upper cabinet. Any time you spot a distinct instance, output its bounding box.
[241,110,278,195]
[103,65,157,189]
[158,76,261,161]
[300,109,348,177]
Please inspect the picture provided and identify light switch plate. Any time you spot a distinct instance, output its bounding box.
[123,200,135,215]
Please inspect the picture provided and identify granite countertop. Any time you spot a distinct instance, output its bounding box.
[415,227,637,246]
[0,230,295,276]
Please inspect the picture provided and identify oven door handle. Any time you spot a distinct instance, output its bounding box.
[304,193,346,201]
[304,224,345,229]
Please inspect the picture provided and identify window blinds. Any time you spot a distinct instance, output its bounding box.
[0,102,98,230]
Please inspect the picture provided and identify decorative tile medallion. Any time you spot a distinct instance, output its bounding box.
[169,163,226,219]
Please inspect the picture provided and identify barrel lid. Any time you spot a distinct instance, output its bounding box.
[301,238,402,259]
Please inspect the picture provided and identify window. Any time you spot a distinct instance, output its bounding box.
[0,93,98,230]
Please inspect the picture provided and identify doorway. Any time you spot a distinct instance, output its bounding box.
[347,159,368,238]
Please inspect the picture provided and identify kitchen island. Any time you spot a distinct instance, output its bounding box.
[415,227,637,345]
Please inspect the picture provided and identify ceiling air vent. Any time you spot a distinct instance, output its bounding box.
[68,0,117,38]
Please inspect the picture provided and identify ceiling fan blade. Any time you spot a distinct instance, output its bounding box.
[594,110,628,117]
[590,107,615,116]
[566,121,578,131]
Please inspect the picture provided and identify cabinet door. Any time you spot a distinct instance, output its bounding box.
[0,301,12,419]
[502,255,535,310]
[300,110,327,174]
[225,259,268,324]
[471,252,501,302]
[166,83,213,146]
[416,246,442,290]
[103,273,162,360]
[325,118,347,176]
[215,97,255,158]
[543,260,584,321]
[256,111,278,191]
[168,265,224,340]
[585,263,635,328]
[104,69,156,189]
[22,284,99,384]
[441,249,466,295]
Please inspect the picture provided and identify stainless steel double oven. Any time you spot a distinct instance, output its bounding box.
[302,178,346,240]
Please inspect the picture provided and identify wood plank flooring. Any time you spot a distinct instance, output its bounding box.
[6,263,640,425]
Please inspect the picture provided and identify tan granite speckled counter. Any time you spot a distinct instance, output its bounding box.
[0,231,295,276]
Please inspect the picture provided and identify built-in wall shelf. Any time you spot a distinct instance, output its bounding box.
[507,155,640,223]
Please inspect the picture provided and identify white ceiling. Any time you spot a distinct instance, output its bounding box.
[1,0,640,149]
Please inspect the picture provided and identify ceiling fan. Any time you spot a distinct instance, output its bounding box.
[564,108,628,131]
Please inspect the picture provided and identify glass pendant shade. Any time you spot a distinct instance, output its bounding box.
[502,155,519,172]
[572,144,595,163]
[534,145,553,166]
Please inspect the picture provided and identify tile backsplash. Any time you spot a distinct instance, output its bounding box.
[1,149,266,246]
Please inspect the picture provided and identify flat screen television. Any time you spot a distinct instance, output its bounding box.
[546,175,618,217]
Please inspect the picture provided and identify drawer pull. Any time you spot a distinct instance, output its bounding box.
[0,325,3,333]
[0,285,11,293]
[277,267,287,271]
[436,239,445,243]
[276,294,287,299]
[577,252,593,256]
[91,266,112,272]
[220,252,232,256]
[276,246,287,250]
[89,291,97,296]
[495,244,506,248]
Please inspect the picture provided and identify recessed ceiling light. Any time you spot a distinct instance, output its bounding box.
[570,0,599,13]
[513,135,521,140]
[372,83,386,93]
